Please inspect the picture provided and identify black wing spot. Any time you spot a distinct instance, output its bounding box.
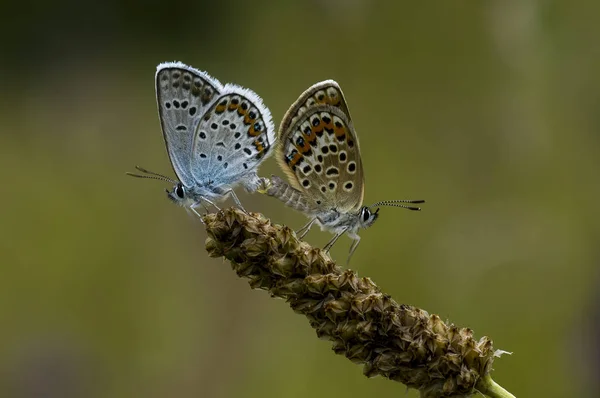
[216,142,225,147]
[199,131,207,139]
[334,121,343,128]
[326,167,339,176]
[211,123,219,130]
[231,98,239,105]
[176,125,187,131]
[348,140,355,148]
[193,79,202,88]
[241,102,248,110]
[285,149,298,163]
[345,182,353,190]
[317,93,325,101]
[219,99,227,106]
[189,106,197,116]
[329,144,338,153]
[321,146,329,154]
[321,186,327,193]
[314,164,322,173]
[339,152,347,162]
[328,182,336,190]
[183,74,191,82]
[312,117,320,127]
[173,100,180,109]
[303,126,312,135]
[316,200,322,205]
[165,101,171,109]
[222,120,229,125]
[200,153,207,158]
[322,115,331,124]
[302,165,312,174]
[235,143,241,150]
[348,162,356,172]
[296,136,305,147]
[234,132,241,139]
[248,111,256,119]
[317,155,323,163]
[172,72,181,79]
[302,179,310,187]
[254,122,262,132]
[181,100,188,109]
[244,148,252,155]
[217,155,223,161]
[230,123,237,130]
[243,163,248,169]
[223,162,229,169]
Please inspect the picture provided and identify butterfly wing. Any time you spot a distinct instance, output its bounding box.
[278,80,351,137]
[190,84,275,189]
[277,80,352,189]
[155,62,224,186]
[277,104,364,213]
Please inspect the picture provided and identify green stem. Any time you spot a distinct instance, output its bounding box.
[477,375,516,398]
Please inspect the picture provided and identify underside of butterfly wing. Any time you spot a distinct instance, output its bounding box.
[190,84,275,190]
[278,80,351,136]
[156,62,223,186]
[278,104,364,213]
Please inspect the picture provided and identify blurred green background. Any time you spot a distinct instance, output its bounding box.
[1,1,599,397]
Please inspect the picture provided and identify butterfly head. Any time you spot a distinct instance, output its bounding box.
[358,206,380,229]
[127,166,194,206]
[359,199,426,229]
[166,182,194,206]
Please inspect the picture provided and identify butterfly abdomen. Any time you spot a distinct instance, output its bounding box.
[266,176,315,212]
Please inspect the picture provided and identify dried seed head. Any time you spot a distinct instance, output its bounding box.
[203,208,511,397]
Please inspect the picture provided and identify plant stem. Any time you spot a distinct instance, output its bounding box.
[477,375,516,398]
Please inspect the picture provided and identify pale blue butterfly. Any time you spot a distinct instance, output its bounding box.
[128,62,276,217]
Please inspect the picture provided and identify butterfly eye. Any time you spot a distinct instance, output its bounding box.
[175,184,185,199]
[362,208,371,222]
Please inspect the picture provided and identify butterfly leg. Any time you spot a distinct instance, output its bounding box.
[189,198,219,221]
[296,218,317,239]
[346,234,361,265]
[199,197,221,211]
[224,189,247,213]
[323,227,349,253]
[186,206,206,224]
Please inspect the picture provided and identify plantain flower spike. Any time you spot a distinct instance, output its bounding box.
[203,208,514,398]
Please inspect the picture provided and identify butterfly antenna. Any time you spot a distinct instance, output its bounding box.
[369,199,425,211]
[126,166,177,184]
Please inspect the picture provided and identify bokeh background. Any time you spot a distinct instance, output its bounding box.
[1,1,599,397]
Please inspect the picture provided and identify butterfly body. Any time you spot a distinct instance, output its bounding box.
[263,80,423,263]
[265,174,379,256]
[129,62,275,215]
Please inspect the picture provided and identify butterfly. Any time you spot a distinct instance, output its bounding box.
[261,80,424,264]
[127,62,276,217]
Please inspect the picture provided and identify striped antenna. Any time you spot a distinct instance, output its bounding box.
[369,199,425,211]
